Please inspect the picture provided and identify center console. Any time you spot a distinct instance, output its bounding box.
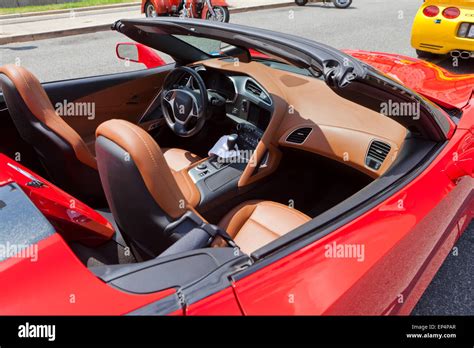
[187,134,250,208]
[188,157,247,203]
[188,110,271,209]
[185,72,274,210]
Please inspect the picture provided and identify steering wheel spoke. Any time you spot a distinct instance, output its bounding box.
[189,103,199,118]
[163,90,175,103]
[185,75,195,89]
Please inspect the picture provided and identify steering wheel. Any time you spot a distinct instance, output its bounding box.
[161,66,208,138]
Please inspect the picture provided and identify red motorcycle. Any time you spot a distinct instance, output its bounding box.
[142,0,230,22]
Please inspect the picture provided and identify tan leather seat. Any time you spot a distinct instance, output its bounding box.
[95,119,206,258]
[162,148,201,172]
[0,64,106,206]
[215,200,311,254]
[0,64,97,169]
[0,65,97,169]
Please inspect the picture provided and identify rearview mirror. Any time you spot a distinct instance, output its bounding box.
[116,43,167,69]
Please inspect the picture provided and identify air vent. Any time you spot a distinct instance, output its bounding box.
[245,79,271,104]
[366,140,391,170]
[286,128,312,144]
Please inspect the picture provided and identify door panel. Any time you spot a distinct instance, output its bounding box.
[42,65,174,150]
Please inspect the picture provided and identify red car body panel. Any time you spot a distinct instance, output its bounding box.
[116,43,167,69]
[0,155,115,246]
[344,50,474,110]
[185,287,243,315]
[0,233,175,315]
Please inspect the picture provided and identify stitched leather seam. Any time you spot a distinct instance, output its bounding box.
[243,217,280,237]
[120,120,159,169]
[258,201,312,221]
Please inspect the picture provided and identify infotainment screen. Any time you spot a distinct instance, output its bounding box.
[227,100,271,132]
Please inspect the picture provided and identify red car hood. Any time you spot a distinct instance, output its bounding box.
[344,50,474,110]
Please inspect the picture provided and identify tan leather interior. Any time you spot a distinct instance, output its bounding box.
[3,60,406,255]
[162,148,201,172]
[163,148,202,208]
[2,58,408,258]
[62,71,169,152]
[199,59,286,187]
[96,119,194,219]
[0,64,97,169]
[213,200,311,255]
[1,65,203,211]
[274,73,407,178]
[198,59,407,180]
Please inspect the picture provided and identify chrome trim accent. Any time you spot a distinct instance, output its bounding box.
[226,76,240,104]
[244,77,273,107]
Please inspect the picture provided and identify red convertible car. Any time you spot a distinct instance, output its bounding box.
[0,18,472,315]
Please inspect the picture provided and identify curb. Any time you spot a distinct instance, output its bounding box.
[231,1,293,13]
[0,24,111,45]
[0,2,141,20]
[0,2,294,45]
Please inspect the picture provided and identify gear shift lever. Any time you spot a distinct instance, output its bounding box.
[208,134,239,160]
[226,134,238,151]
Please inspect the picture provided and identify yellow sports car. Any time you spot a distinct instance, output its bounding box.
[411,0,474,59]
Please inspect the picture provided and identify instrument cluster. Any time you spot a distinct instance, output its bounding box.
[192,67,237,103]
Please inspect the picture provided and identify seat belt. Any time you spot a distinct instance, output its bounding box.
[202,224,239,249]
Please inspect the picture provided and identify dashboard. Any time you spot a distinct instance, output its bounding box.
[193,66,273,150]
[139,65,273,141]
[196,66,273,133]
[198,58,408,181]
[141,60,406,183]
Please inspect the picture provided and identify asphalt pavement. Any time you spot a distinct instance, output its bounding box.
[0,0,293,44]
[412,222,474,315]
[0,0,472,314]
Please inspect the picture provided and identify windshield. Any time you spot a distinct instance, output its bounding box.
[115,18,363,80]
[173,35,232,57]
